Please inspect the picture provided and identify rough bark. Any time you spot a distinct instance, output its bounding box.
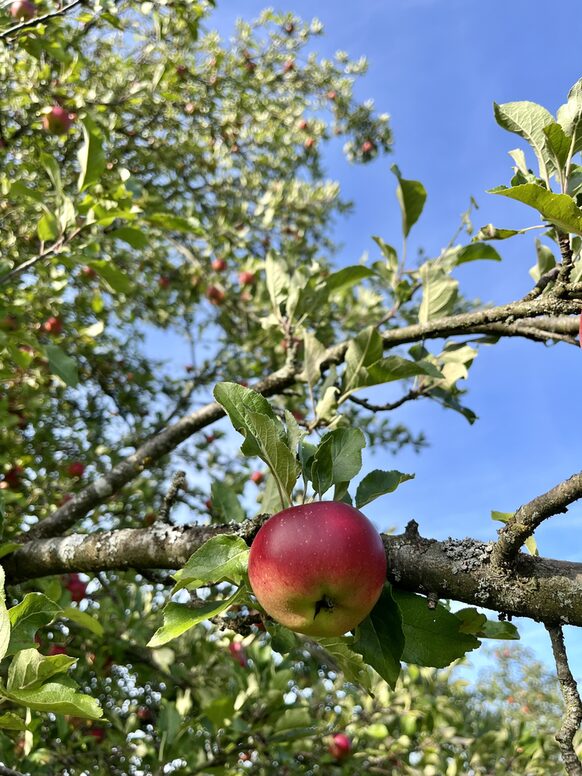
[6,523,582,627]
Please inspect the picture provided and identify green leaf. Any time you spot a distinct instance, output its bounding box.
[557,77,582,156]
[37,211,59,241]
[7,593,61,656]
[355,470,415,508]
[353,585,404,688]
[529,238,556,282]
[315,636,373,693]
[173,535,249,592]
[267,622,300,654]
[418,264,458,324]
[372,236,398,272]
[109,226,148,249]
[311,428,366,496]
[393,591,480,668]
[493,101,554,180]
[391,165,427,237]
[209,481,245,523]
[489,184,582,236]
[364,355,442,388]
[1,680,102,720]
[40,153,63,196]
[491,510,538,555]
[146,213,201,233]
[77,116,106,191]
[90,260,132,294]
[10,181,45,204]
[265,254,289,313]
[543,123,572,173]
[324,265,375,294]
[214,384,298,503]
[61,607,104,637]
[0,712,27,731]
[300,332,327,389]
[455,242,502,264]
[45,345,79,387]
[213,382,281,458]
[343,326,383,397]
[0,567,11,662]
[455,608,520,640]
[8,648,77,691]
[474,224,525,241]
[147,588,244,648]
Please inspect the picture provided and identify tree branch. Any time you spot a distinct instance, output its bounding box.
[21,297,580,542]
[0,765,26,776]
[6,523,582,628]
[492,470,582,567]
[546,624,582,776]
[0,0,86,41]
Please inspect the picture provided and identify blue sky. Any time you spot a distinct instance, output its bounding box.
[156,3,582,676]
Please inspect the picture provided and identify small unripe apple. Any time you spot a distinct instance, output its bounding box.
[10,0,35,20]
[206,285,225,305]
[248,502,386,637]
[3,465,23,489]
[238,270,255,286]
[42,316,62,335]
[42,106,74,135]
[158,276,171,289]
[211,257,227,272]
[329,733,351,760]
[67,461,85,478]
[250,471,264,485]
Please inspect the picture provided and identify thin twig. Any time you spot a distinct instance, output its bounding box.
[558,232,576,285]
[492,469,582,566]
[546,624,582,776]
[0,764,27,776]
[158,471,187,523]
[0,0,86,40]
[0,227,83,286]
[348,388,425,413]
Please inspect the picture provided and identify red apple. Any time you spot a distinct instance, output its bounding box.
[229,641,248,668]
[211,257,227,272]
[361,139,375,155]
[284,22,295,34]
[42,106,74,135]
[248,502,386,637]
[250,471,264,485]
[326,90,337,101]
[297,118,309,131]
[158,276,171,289]
[329,733,351,760]
[42,316,62,335]
[48,645,67,656]
[65,573,87,602]
[205,498,213,512]
[206,285,225,305]
[238,270,255,286]
[304,137,315,150]
[3,465,23,489]
[67,461,85,478]
[185,102,196,115]
[176,65,188,79]
[144,512,156,527]
[88,726,106,742]
[10,0,35,20]
[81,265,96,279]
[283,59,295,73]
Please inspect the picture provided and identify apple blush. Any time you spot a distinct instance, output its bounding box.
[248,501,386,637]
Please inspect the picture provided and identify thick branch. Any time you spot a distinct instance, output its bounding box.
[546,625,582,776]
[492,470,582,566]
[22,298,580,542]
[6,524,582,627]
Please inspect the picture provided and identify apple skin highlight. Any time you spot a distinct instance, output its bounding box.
[248,501,386,637]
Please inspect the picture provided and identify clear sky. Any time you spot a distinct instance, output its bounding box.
[158,3,582,676]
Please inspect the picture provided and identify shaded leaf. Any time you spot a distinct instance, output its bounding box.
[353,585,404,688]
[173,535,249,592]
[489,184,582,236]
[311,428,366,496]
[45,345,78,387]
[355,470,414,508]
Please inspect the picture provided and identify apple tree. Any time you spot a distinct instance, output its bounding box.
[1,1,582,774]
